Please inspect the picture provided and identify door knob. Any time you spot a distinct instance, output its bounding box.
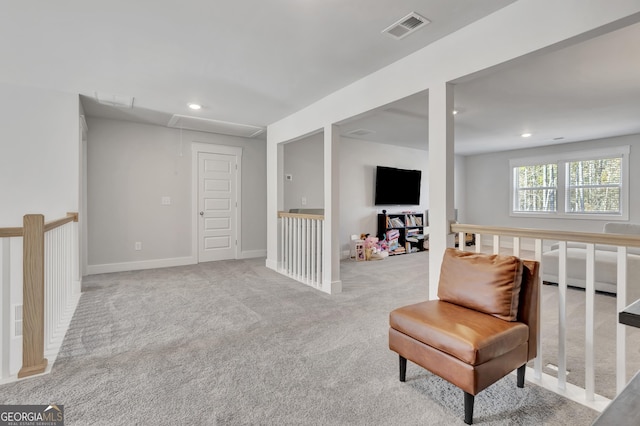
[199,211,204,216]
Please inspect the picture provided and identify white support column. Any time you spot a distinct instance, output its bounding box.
[265,138,284,271]
[428,82,455,300]
[322,124,342,294]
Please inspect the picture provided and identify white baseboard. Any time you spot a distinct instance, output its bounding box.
[239,249,266,259]
[265,258,278,271]
[87,256,197,275]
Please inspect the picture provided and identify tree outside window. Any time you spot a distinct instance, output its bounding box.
[514,164,557,212]
[567,158,621,214]
[510,146,628,219]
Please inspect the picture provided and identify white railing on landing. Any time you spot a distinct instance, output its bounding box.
[451,223,640,412]
[278,212,324,289]
[0,213,81,383]
[44,219,81,357]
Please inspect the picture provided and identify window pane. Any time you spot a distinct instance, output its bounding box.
[517,164,557,188]
[569,158,621,185]
[567,157,621,214]
[517,189,556,212]
[514,163,557,212]
[568,187,620,213]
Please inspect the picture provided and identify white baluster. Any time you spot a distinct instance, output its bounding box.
[616,246,628,394]
[512,237,520,257]
[475,234,482,254]
[585,243,595,401]
[534,238,543,379]
[558,241,568,390]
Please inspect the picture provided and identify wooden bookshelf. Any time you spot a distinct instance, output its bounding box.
[377,211,426,255]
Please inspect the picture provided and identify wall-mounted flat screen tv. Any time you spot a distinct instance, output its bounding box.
[374,166,421,205]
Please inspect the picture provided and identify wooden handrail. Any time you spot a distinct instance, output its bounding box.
[44,212,78,232]
[0,212,78,238]
[451,223,640,248]
[278,211,325,220]
[0,227,23,238]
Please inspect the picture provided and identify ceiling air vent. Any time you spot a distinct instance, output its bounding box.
[382,12,430,40]
[94,91,134,108]
[168,114,264,138]
[345,128,376,138]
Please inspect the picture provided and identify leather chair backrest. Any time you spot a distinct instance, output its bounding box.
[519,259,540,361]
[438,248,524,321]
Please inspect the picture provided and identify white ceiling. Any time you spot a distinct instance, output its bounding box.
[2,1,639,155]
[340,21,640,155]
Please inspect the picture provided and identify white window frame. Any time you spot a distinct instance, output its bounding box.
[509,146,629,220]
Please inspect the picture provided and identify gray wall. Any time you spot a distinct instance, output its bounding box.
[87,117,266,267]
[283,133,324,211]
[0,83,80,226]
[338,137,430,255]
[464,133,640,232]
[281,135,469,256]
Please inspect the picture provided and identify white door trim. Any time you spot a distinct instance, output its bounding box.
[191,142,243,262]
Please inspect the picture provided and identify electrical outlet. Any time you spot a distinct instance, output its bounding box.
[301,197,307,205]
[161,196,171,205]
[135,242,142,251]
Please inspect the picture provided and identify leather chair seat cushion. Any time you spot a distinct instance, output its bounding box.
[438,248,524,321]
[390,300,529,365]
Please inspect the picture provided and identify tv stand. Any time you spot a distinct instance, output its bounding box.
[377,210,426,255]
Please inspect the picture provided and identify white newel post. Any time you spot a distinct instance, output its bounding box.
[428,82,455,300]
[323,124,341,294]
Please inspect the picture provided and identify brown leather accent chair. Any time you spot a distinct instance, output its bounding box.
[389,248,540,424]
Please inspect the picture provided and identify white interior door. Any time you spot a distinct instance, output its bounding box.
[198,152,238,262]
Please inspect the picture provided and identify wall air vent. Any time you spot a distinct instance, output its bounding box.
[382,12,430,40]
[167,115,265,138]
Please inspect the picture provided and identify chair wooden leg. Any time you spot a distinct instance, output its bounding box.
[399,355,407,382]
[464,391,474,425]
[517,364,526,388]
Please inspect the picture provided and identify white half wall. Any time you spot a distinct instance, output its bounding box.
[464,133,640,232]
[87,118,267,270]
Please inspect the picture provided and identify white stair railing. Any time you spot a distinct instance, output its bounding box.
[278,212,324,289]
[453,223,640,412]
[0,213,80,383]
[44,219,81,357]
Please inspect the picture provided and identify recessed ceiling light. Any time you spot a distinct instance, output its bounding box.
[188,103,202,110]
[521,133,532,138]
[452,110,458,115]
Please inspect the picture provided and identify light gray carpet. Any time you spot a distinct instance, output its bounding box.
[0,253,599,425]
